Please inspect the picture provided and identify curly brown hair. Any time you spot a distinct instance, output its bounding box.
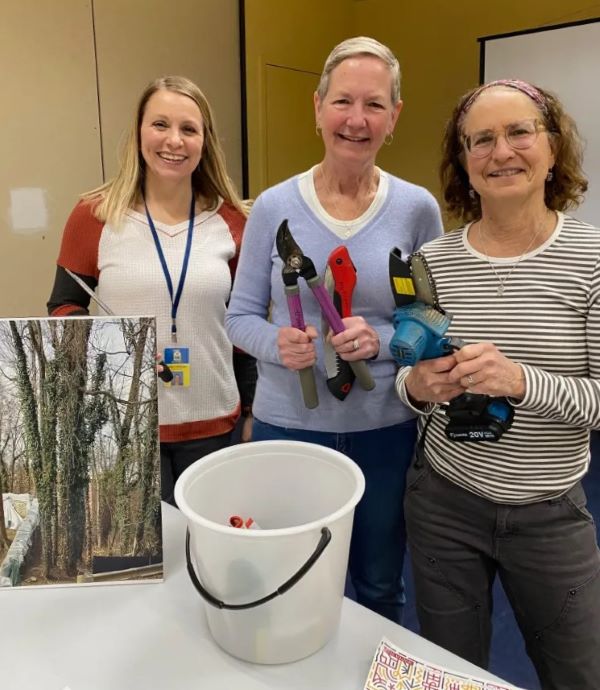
[440,82,588,223]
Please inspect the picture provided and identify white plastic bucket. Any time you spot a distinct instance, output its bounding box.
[174,440,365,664]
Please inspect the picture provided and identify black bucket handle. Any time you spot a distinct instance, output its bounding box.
[185,526,332,610]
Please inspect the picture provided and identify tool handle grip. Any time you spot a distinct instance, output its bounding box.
[328,246,356,317]
[285,287,306,331]
[309,281,345,333]
[298,367,319,409]
[326,358,355,401]
[311,279,375,391]
[349,360,375,391]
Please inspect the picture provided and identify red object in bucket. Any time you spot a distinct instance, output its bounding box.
[228,515,260,529]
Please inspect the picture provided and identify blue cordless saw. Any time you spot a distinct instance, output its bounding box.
[389,248,514,442]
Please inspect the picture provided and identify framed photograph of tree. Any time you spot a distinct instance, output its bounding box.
[0,316,162,588]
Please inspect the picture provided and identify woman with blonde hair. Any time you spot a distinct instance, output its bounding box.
[48,75,256,505]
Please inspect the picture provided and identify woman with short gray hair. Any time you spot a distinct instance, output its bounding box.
[227,37,442,624]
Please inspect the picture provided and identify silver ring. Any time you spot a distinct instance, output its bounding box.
[467,374,474,385]
[352,338,360,351]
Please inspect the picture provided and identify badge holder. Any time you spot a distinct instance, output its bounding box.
[163,346,191,387]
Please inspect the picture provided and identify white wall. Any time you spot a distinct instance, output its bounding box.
[483,19,600,225]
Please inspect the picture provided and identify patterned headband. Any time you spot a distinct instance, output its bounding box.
[458,79,549,126]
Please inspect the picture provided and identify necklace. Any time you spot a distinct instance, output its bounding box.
[478,215,548,297]
[317,165,378,236]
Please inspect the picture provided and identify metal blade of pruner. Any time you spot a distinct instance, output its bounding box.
[275,218,299,266]
[276,219,316,281]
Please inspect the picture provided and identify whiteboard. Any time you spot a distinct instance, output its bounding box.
[482,19,600,225]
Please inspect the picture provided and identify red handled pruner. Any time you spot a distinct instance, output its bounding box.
[324,246,356,400]
[276,219,375,408]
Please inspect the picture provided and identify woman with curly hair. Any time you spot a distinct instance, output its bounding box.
[395,80,600,689]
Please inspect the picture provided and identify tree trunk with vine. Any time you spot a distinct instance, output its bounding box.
[9,321,52,576]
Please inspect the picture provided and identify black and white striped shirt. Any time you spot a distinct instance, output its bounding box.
[396,213,600,503]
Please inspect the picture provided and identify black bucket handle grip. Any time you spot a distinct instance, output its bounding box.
[185,526,332,610]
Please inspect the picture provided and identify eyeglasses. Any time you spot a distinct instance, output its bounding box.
[462,118,547,158]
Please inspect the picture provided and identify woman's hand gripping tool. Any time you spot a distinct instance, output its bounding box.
[276,220,375,408]
[388,248,514,442]
[388,248,462,364]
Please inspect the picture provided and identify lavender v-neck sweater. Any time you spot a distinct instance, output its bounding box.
[226,173,442,432]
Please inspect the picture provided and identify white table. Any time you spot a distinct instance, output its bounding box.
[2,503,514,689]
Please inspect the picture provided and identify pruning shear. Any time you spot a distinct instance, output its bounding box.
[324,246,356,400]
[276,220,375,408]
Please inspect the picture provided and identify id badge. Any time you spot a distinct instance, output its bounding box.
[163,346,191,387]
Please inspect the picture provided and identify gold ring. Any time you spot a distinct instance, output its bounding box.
[353,338,360,351]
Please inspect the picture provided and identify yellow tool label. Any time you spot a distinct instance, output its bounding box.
[393,277,415,295]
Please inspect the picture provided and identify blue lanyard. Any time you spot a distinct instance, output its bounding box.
[144,193,195,343]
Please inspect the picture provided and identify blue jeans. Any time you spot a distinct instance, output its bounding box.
[252,417,417,624]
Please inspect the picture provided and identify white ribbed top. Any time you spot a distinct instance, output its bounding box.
[396,213,600,503]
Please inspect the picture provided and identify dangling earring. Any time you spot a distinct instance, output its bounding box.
[316,125,322,138]
[468,187,477,200]
[384,133,394,146]
[546,169,554,182]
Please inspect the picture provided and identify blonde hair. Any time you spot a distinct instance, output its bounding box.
[82,75,248,224]
[316,36,401,105]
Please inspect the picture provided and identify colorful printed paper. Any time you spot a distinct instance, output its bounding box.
[364,637,524,690]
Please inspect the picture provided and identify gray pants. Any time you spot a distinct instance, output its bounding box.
[405,455,600,690]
